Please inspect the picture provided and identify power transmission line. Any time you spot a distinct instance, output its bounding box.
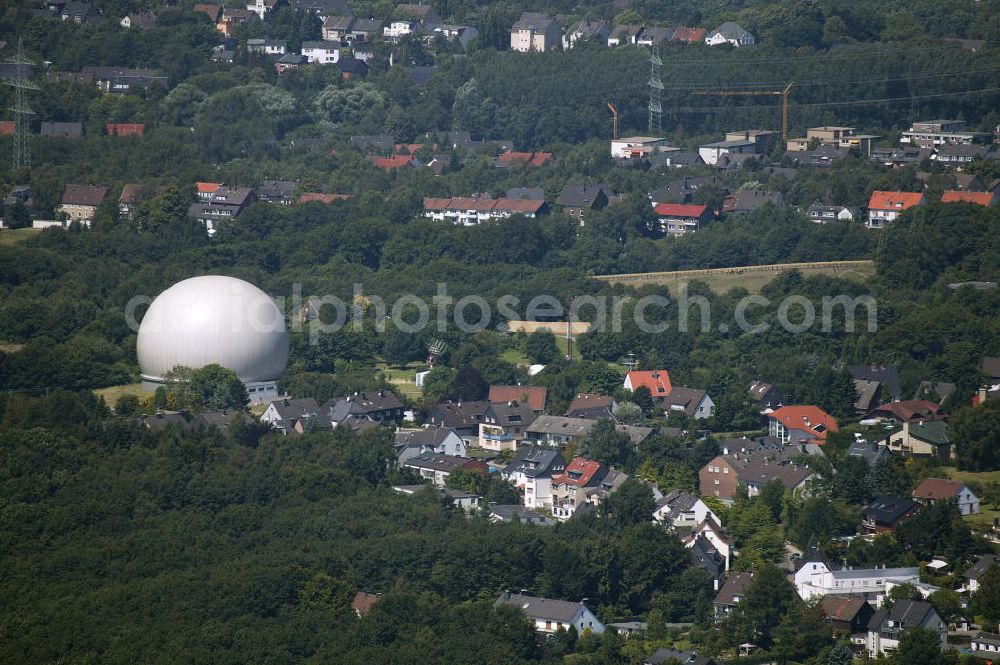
[4,38,39,171]
[666,65,1000,90]
[657,44,962,66]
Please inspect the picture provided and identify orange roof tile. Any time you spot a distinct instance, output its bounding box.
[654,203,708,218]
[867,190,924,211]
[489,385,547,411]
[941,190,994,206]
[768,405,839,442]
[552,457,602,487]
[625,370,672,396]
[494,198,545,214]
[373,154,414,170]
[196,182,222,193]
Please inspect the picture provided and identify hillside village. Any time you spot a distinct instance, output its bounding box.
[3,0,1000,663]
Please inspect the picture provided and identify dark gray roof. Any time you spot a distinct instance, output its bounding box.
[662,386,707,417]
[711,22,751,40]
[289,0,351,15]
[430,400,489,430]
[395,426,457,449]
[258,180,297,198]
[505,445,566,478]
[142,412,189,430]
[192,410,241,431]
[404,65,437,88]
[886,598,937,626]
[267,397,320,421]
[489,504,556,525]
[914,381,956,404]
[847,439,888,466]
[557,184,609,209]
[849,364,901,400]
[404,452,471,472]
[983,357,1000,380]
[496,592,586,622]
[732,189,783,213]
[350,18,383,32]
[40,121,83,137]
[738,459,810,489]
[656,489,700,514]
[512,12,555,30]
[505,187,545,200]
[964,554,998,581]
[862,494,918,525]
[484,401,535,426]
[526,415,596,437]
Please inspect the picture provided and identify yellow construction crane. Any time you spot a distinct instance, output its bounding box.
[607,102,619,140]
[693,82,794,144]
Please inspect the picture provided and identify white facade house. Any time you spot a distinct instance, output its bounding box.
[681,518,731,569]
[247,38,287,55]
[705,22,755,47]
[867,600,946,657]
[653,490,720,531]
[496,593,605,635]
[384,19,419,38]
[794,559,920,606]
[612,136,671,159]
[301,41,340,64]
[509,13,561,52]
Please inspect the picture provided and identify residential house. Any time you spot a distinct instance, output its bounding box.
[914,380,955,404]
[394,427,467,466]
[489,385,547,412]
[935,144,996,165]
[58,184,108,223]
[396,3,441,26]
[963,554,998,592]
[248,38,288,56]
[662,387,715,419]
[612,136,673,160]
[393,484,480,511]
[871,146,933,168]
[738,459,813,498]
[854,379,882,413]
[510,13,561,52]
[82,66,167,93]
[714,572,754,620]
[423,196,546,225]
[748,380,783,411]
[912,478,979,515]
[624,369,672,398]
[866,600,946,657]
[793,551,919,605]
[866,190,925,229]
[62,2,102,23]
[503,445,566,509]
[807,204,861,224]
[40,121,83,138]
[727,189,784,215]
[941,190,996,207]
[653,490,720,531]
[700,444,813,502]
[246,0,286,20]
[767,405,838,444]
[699,139,756,166]
[479,400,535,451]
[867,399,946,424]
[323,390,405,426]
[636,26,673,46]
[495,592,605,634]
[646,649,714,665]
[300,40,340,64]
[652,203,712,235]
[849,363,902,402]
[260,397,320,433]
[607,24,643,47]
[861,494,920,533]
[118,183,165,220]
[565,393,614,419]
[430,24,478,50]
[563,21,610,49]
[885,420,952,460]
[140,412,190,431]
[218,8,251,37]
[786,144,853,167]
[550,457,607,520]
[690,533,727,589]
[557,184,609,225]
[647,150,703,169]
[489,504,557,525]
[258,180,297,205]
[195,181,222,201]
[322,15,355,41]
[190,410,241,433]
[403,452,488,487]
[346,18,384,41]
[429,400,488,441]
[120,12,156,29]
[821,596,875,646]
[670,27,706,44]
[705,22,755,47]
[187,186,257,235]
[901,119,991,148]
[683,517,733,571]
[526,415,596,448]
[847,438,889,467]
[970,632,1000,659]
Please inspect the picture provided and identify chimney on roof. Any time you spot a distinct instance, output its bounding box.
[508,400,515,407]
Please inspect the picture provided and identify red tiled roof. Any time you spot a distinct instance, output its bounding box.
[768,405,839,442]
[498,150,553,167]
[196,182,222,193]
[106,123,144,136]
[62,184,109,207]
[489,385,547,411]
[394,143,424,155]
[654,203,708,218]
[552,457,602,487]
[625,370,672,396]
[867,190,924,211]
[449,196,496,211]
[351,591,380,616]
[372,154,414,170]
[193,3,222,21]
[913,477,963,501]
[423,197,452,211]
[941,190,994,206]
[671,27,705,43]
[0,121,14,136]
[298,192,351,204]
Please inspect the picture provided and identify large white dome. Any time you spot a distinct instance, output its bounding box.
[137,276,289,384]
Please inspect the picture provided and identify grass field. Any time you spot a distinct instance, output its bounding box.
[377,362,425,400]
[0,228,41,246]
[93,383,146,406]
[592,260,876,295]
